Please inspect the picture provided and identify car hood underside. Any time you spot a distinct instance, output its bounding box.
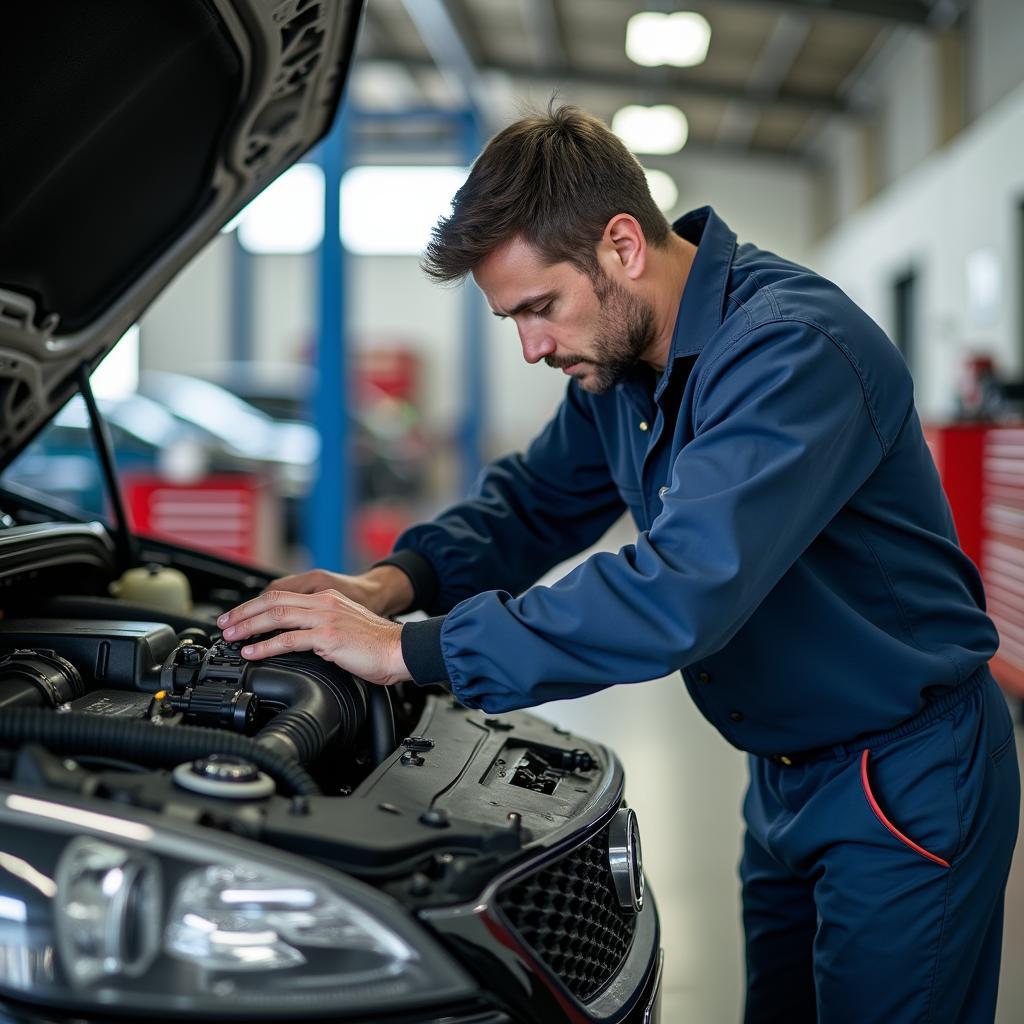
[0,0,362,470]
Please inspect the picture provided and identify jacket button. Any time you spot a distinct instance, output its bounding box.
[659,485,669,499]
[729,711,744,723]
[698,671,711,683]
[639,421,649,432]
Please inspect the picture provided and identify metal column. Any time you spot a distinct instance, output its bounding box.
[303,103,487,566]
[458,110,486,494]
[306,103,352,570]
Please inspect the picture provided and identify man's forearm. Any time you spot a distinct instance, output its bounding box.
[370,549,440,613]
[363,564,416,617]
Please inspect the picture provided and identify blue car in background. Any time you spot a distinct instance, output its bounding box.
[3,392,261,523]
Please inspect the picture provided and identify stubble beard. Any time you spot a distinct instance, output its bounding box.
[546,271,657,395]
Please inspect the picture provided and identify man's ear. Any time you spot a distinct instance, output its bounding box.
[601,214,647,281]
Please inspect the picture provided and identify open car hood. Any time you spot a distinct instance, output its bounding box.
[0,0,363,470]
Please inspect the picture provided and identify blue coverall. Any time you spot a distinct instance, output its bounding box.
[383,207,1021,1022]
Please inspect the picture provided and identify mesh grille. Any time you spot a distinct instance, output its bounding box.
[495,825,637,1003]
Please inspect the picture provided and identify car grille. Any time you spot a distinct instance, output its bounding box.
[495,823,638,1003]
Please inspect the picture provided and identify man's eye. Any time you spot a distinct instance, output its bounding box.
[533,302,552,317]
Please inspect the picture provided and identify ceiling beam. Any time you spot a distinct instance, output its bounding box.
[717,11,812,148]
[347,115,817,166]
[399,0,489,117]
[356,3,389,53]
[517,0,569,70]
[440,0,488,65]
[363,51,855,116]
[710,0,958,28]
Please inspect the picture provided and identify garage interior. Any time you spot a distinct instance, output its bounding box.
[9,0,1024,1019]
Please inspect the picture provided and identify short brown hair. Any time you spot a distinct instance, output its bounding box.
[422,103,671,283]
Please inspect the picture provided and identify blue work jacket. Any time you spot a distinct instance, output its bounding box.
[389,207,998,757]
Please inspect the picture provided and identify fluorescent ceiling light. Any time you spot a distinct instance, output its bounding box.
[234,163,325,255]
[626,11,712,68]
[644,169,679,213]
[340,166,469,255]
[612,105,689,155]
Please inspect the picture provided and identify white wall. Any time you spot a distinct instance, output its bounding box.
[252,252,316,365]
[875,31,941,189]
[140,233,232,373]
[813,79,1024,420]
[813,0,1024,236]
[812,26,944,233]
[814,119,868,229]
[968,0,1024,118]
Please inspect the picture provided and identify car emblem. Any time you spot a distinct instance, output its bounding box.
[607,808,644,914]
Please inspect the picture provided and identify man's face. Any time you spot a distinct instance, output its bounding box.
[473,236,656,394]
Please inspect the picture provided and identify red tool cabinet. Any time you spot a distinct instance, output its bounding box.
[925,424,1024,697]
[121,472,280,565]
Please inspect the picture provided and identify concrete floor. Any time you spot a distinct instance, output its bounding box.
[531,525,1024,1022]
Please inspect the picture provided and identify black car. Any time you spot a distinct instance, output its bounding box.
[0,3,662,1022]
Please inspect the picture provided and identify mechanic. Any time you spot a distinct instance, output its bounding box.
[219,104,1020,1022]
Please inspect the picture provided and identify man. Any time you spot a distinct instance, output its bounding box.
[219,105,1020,1021]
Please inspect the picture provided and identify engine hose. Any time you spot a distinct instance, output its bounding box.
[0,708,319,796]
[367,683,396,769]
[250,653,368,765]
[0,650,84,710]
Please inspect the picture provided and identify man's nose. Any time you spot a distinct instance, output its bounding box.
[519,328,555,364]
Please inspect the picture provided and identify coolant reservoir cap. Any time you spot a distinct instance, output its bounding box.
[173,755,275,799]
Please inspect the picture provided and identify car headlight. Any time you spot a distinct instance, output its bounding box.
[0,788,473,1016]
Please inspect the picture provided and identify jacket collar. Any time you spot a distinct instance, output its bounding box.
[666,205,737,361]
[614,206,737,405]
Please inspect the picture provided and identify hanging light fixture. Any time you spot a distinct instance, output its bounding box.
[612,105,689,155]
[626,11,712,68]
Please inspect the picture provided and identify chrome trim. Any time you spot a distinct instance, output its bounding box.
[643,949,664,1024]
[607,808,644,914]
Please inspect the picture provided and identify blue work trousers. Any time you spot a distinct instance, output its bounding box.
[741,668,1020,1022]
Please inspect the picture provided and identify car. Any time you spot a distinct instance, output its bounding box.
[3,391,261,521]
[0,3,663,1023]
[136,370,321,499]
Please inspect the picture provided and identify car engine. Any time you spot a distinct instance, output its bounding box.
[0,524,655,1022]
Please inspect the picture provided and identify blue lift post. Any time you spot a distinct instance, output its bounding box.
[303,104,485,569]
[343,108,486,497]
[307,102,352,571]
[458,109,486,496]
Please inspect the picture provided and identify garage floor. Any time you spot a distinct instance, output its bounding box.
[533,522,1024,1022]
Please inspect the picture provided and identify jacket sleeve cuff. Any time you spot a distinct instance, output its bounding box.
[371,549,439,613]
[400,616,450,686]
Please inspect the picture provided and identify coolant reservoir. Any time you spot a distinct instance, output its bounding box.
[111,564,193,614]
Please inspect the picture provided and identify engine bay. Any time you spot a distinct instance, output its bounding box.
[0,522,615,908]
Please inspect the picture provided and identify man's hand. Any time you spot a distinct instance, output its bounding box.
[217,589,409,686]
[264,565,414,617]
